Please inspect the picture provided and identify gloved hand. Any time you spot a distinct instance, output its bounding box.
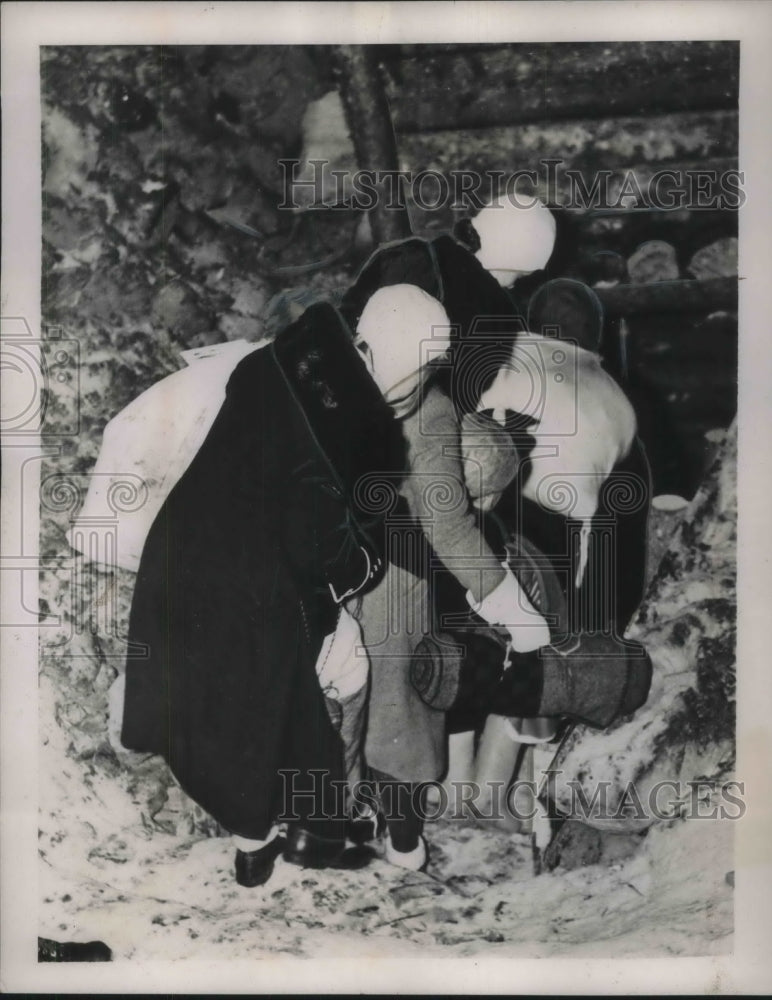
[466,566,551,653]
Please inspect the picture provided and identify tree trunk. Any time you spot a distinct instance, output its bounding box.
[333,46,413,244]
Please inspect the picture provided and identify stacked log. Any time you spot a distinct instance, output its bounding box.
[389,42,738,131]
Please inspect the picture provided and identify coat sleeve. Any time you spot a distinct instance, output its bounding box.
[399,386,506,604]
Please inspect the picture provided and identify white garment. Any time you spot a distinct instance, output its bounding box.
[473,335,635,744]
[477,333,637,585]
[68,339,266,571]
[355,284,451,399]
[315,605,369,701]
[504,715,559,744]
[232,827,281,853]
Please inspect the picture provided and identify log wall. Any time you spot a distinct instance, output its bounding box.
[378,41,739,498]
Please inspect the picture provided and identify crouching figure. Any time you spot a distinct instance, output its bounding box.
[121,293,444,887]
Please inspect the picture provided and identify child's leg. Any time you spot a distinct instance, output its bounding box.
[473,714,520,827]
[377,776,428,870]
[441,729,476,817]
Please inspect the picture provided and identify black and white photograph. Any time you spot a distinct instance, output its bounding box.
[2,1,772,993]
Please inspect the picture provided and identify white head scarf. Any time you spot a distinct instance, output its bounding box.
[471,196,557,286]
[355,284,451,403]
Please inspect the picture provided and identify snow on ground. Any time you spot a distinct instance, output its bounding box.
[38,669,733,962]
[36,481,734,962]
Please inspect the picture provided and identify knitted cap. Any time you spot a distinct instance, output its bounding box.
[471,197,557,284]
[527,278,604,353]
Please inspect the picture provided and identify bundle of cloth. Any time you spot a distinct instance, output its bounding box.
[68,339,264,573]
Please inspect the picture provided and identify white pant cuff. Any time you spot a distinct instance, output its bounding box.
[384,833,427,871]
[232,826,280,853]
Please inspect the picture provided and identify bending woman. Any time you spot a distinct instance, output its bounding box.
[121,299,429,887]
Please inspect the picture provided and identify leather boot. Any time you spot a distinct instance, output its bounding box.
[235,834,286,888]
[283,826,375,870]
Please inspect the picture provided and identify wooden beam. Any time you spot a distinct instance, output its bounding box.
[595,277,737,317]
[399,111,738,177]
[390,42,739,132]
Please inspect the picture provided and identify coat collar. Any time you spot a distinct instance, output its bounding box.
[271,302,406,495]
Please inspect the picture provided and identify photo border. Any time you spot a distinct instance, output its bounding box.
[2,1,771,993]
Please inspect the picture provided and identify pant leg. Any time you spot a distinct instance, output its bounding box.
[325,681,369,791]
[317,605,370,797]
[372,772,427,853]
[359,564,446,783]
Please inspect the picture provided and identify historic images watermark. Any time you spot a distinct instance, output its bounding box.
[21,318,646,649]
[279,157,746,212]
[278,770,747,824]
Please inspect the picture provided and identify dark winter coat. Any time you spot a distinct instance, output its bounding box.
[121,303,406,839]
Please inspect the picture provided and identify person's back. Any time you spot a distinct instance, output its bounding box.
[121,300,410,886]
[484,278,651,632]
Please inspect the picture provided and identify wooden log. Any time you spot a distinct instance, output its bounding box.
[332,46,412,244]
[596,277,737,317]
[409,201,738,274]
[391,41,739,132]
[576,207,738,266]
[547,421,737,831]
[399,110,738,177]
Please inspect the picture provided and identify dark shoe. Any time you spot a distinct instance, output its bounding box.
[347,802,385,845]
[538,635,653,729]
[234,834,286,888]
[38,937,112,962]
[283,826,375,870]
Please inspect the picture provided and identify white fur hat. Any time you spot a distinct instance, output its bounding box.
[471,197,557,285]
[356,284,451,397]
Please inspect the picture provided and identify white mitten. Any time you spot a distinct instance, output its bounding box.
[466,566,551,653]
